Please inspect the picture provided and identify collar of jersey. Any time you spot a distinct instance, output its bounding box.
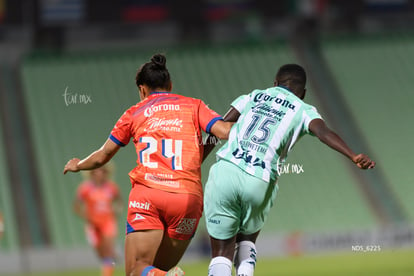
[277,85,292,92]
[277,85,302,101]
[150,91,171,95]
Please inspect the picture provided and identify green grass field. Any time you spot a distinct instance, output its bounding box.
[5,249,414,276]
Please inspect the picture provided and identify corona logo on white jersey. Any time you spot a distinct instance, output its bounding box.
[253,92,296,110]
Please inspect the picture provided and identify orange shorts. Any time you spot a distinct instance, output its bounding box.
[85,218,117,248]
[126,183,203,240]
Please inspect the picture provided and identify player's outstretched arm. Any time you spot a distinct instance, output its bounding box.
[113,191,123,215]
[210,121,235,140]
[203,107,240,161]
[63,139,121,174]
[309,119,375,170]
[73,199,87,220]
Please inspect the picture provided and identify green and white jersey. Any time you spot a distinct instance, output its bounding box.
[217,86,322,182]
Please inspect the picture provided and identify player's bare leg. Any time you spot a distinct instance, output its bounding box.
[153,232,191,270]
[99,236,117,276]
[208,236,237,276]
[125,230,185,276]
[125,229,163,276]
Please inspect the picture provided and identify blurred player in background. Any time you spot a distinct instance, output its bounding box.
[64,53,233,276]
[73,164,122,276]
[203,64,376,276]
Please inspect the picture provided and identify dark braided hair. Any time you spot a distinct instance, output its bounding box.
[135,54,171,90]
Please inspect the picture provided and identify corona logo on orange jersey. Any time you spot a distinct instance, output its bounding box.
[144,104,180,117]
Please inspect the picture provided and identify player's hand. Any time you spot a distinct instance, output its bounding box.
[352,154,375,170]
[63,158,81,174]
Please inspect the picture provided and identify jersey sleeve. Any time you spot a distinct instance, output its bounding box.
[303,105,323,135]
[110,182,120,198]
[230,93,250,113]
[109,109,132,147]
[76,183,88,201]
[198,100,223,134]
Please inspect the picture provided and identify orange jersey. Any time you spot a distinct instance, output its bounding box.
[76,180,120,224]
[110,92,222,198]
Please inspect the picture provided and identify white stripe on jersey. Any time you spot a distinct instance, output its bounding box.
[288,109,308,152]
[262,99,302,181]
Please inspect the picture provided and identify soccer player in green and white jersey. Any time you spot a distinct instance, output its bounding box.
[203,64,375,276]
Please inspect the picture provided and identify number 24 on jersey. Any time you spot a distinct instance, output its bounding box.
[139,137,183,170]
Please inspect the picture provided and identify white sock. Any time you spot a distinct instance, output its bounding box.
[234,241,257,276]
[208,256,232,276]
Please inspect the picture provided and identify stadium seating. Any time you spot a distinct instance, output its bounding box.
[20,41,379,248]
[321,34,414,223]
[0,112,19,251]
[21,53,141,248]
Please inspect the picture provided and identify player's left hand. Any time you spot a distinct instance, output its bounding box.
[352,153,375,170]
[63,158,81,174]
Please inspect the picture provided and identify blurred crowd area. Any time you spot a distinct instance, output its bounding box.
[0,0,414,51]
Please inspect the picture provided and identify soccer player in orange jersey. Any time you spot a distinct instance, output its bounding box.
[64,53,234,276]
[74,164,122,276]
